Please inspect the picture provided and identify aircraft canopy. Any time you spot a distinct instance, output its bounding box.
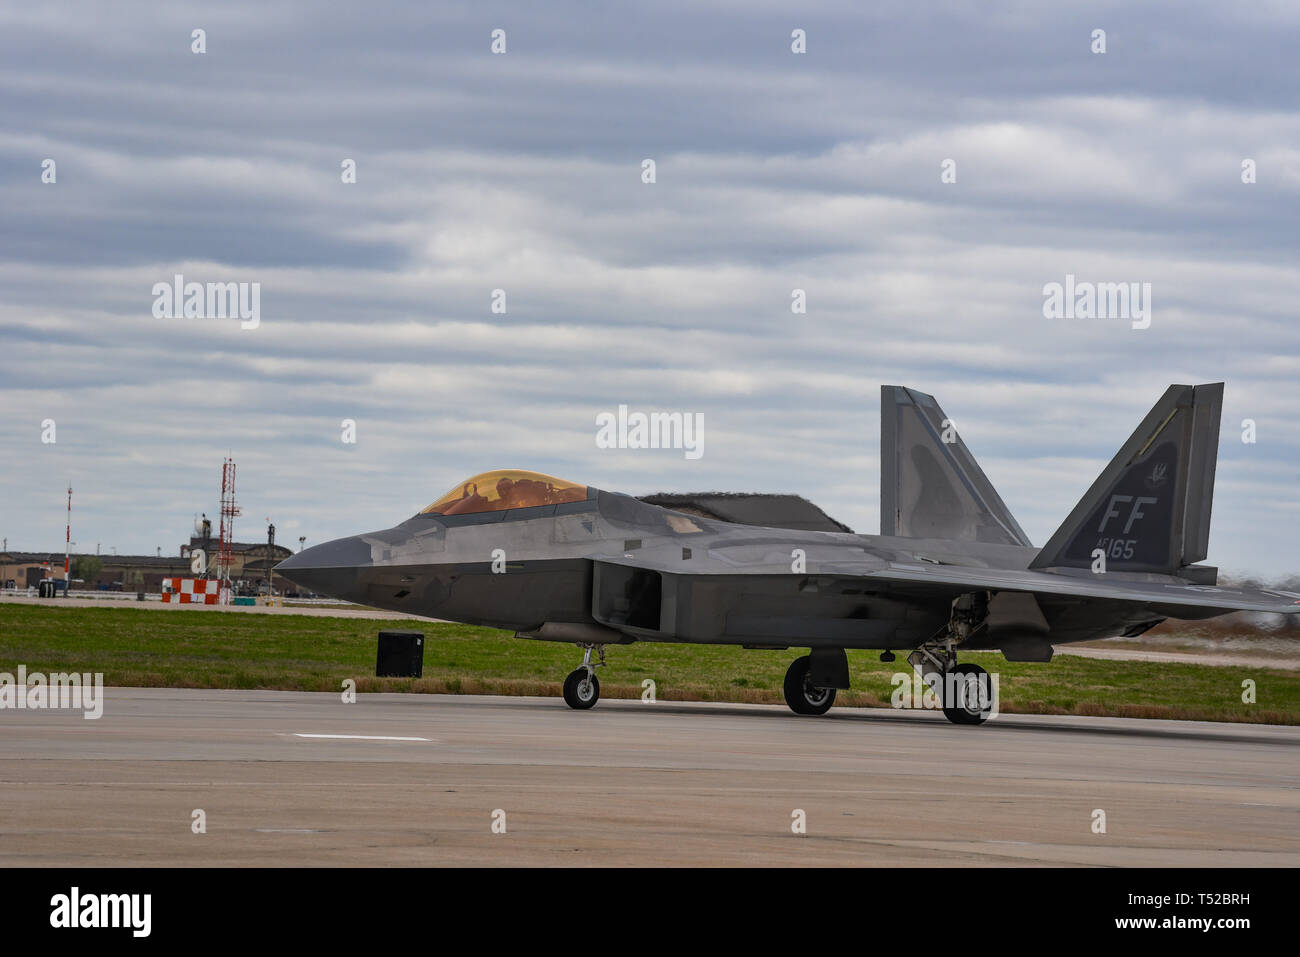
[421,470,588,516]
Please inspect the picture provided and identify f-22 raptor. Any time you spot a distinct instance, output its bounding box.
[278,384,1300,724]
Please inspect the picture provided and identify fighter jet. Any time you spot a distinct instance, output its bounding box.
[277,383,1300,724]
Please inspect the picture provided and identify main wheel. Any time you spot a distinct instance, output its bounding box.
[562,668,600,710]
[941,662,992,725]
[783,655,836,716]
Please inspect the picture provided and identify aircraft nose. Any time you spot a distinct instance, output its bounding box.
[275,535,374,598]
[277,535,373,571]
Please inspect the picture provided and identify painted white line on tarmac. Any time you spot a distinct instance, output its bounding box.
[292,733,431,741]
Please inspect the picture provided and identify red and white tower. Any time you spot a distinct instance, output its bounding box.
[217,458,240,604]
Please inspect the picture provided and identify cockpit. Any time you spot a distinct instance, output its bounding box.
[421,470,590,517]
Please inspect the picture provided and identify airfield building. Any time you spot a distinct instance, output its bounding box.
[0,539,294,592]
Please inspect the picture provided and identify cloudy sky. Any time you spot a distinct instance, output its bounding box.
[2,1,1298,576]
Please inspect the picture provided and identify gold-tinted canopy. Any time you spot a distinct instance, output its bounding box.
[421,470,588,517]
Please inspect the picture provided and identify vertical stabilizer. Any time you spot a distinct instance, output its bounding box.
[1029,383,1223,573]
[880,386,1032,546]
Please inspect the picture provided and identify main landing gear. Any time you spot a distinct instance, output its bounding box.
[562,643,605,710]
[909,642,994,725]
[778,626,995,725]
[944,662,993,726]
[782,655,837,715]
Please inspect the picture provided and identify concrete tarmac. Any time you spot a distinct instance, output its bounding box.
[1,688,1296,867]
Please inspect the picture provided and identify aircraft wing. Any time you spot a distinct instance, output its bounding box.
[858,561,1300,616]
[585,541,1300,617]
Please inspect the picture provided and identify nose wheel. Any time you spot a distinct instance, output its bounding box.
[562,643,605,710]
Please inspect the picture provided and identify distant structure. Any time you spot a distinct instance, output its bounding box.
[217,457,240,602]
[64,485,72,589]
[637,492,852,534]
[193,513,213,570]
[0,456,300,596]
[0,539,293,594]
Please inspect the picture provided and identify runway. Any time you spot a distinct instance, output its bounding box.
[1,688,1297,866]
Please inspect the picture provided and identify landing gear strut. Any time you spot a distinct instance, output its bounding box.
[562,643,605,710]
[908,641,994,725]
[906,593,996,725]
[782,655,836,715]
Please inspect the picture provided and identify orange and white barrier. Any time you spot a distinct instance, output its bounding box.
[160,578,221,604]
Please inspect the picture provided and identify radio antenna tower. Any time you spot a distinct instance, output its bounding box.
[64,484,72,593]
[217,457,241,603]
